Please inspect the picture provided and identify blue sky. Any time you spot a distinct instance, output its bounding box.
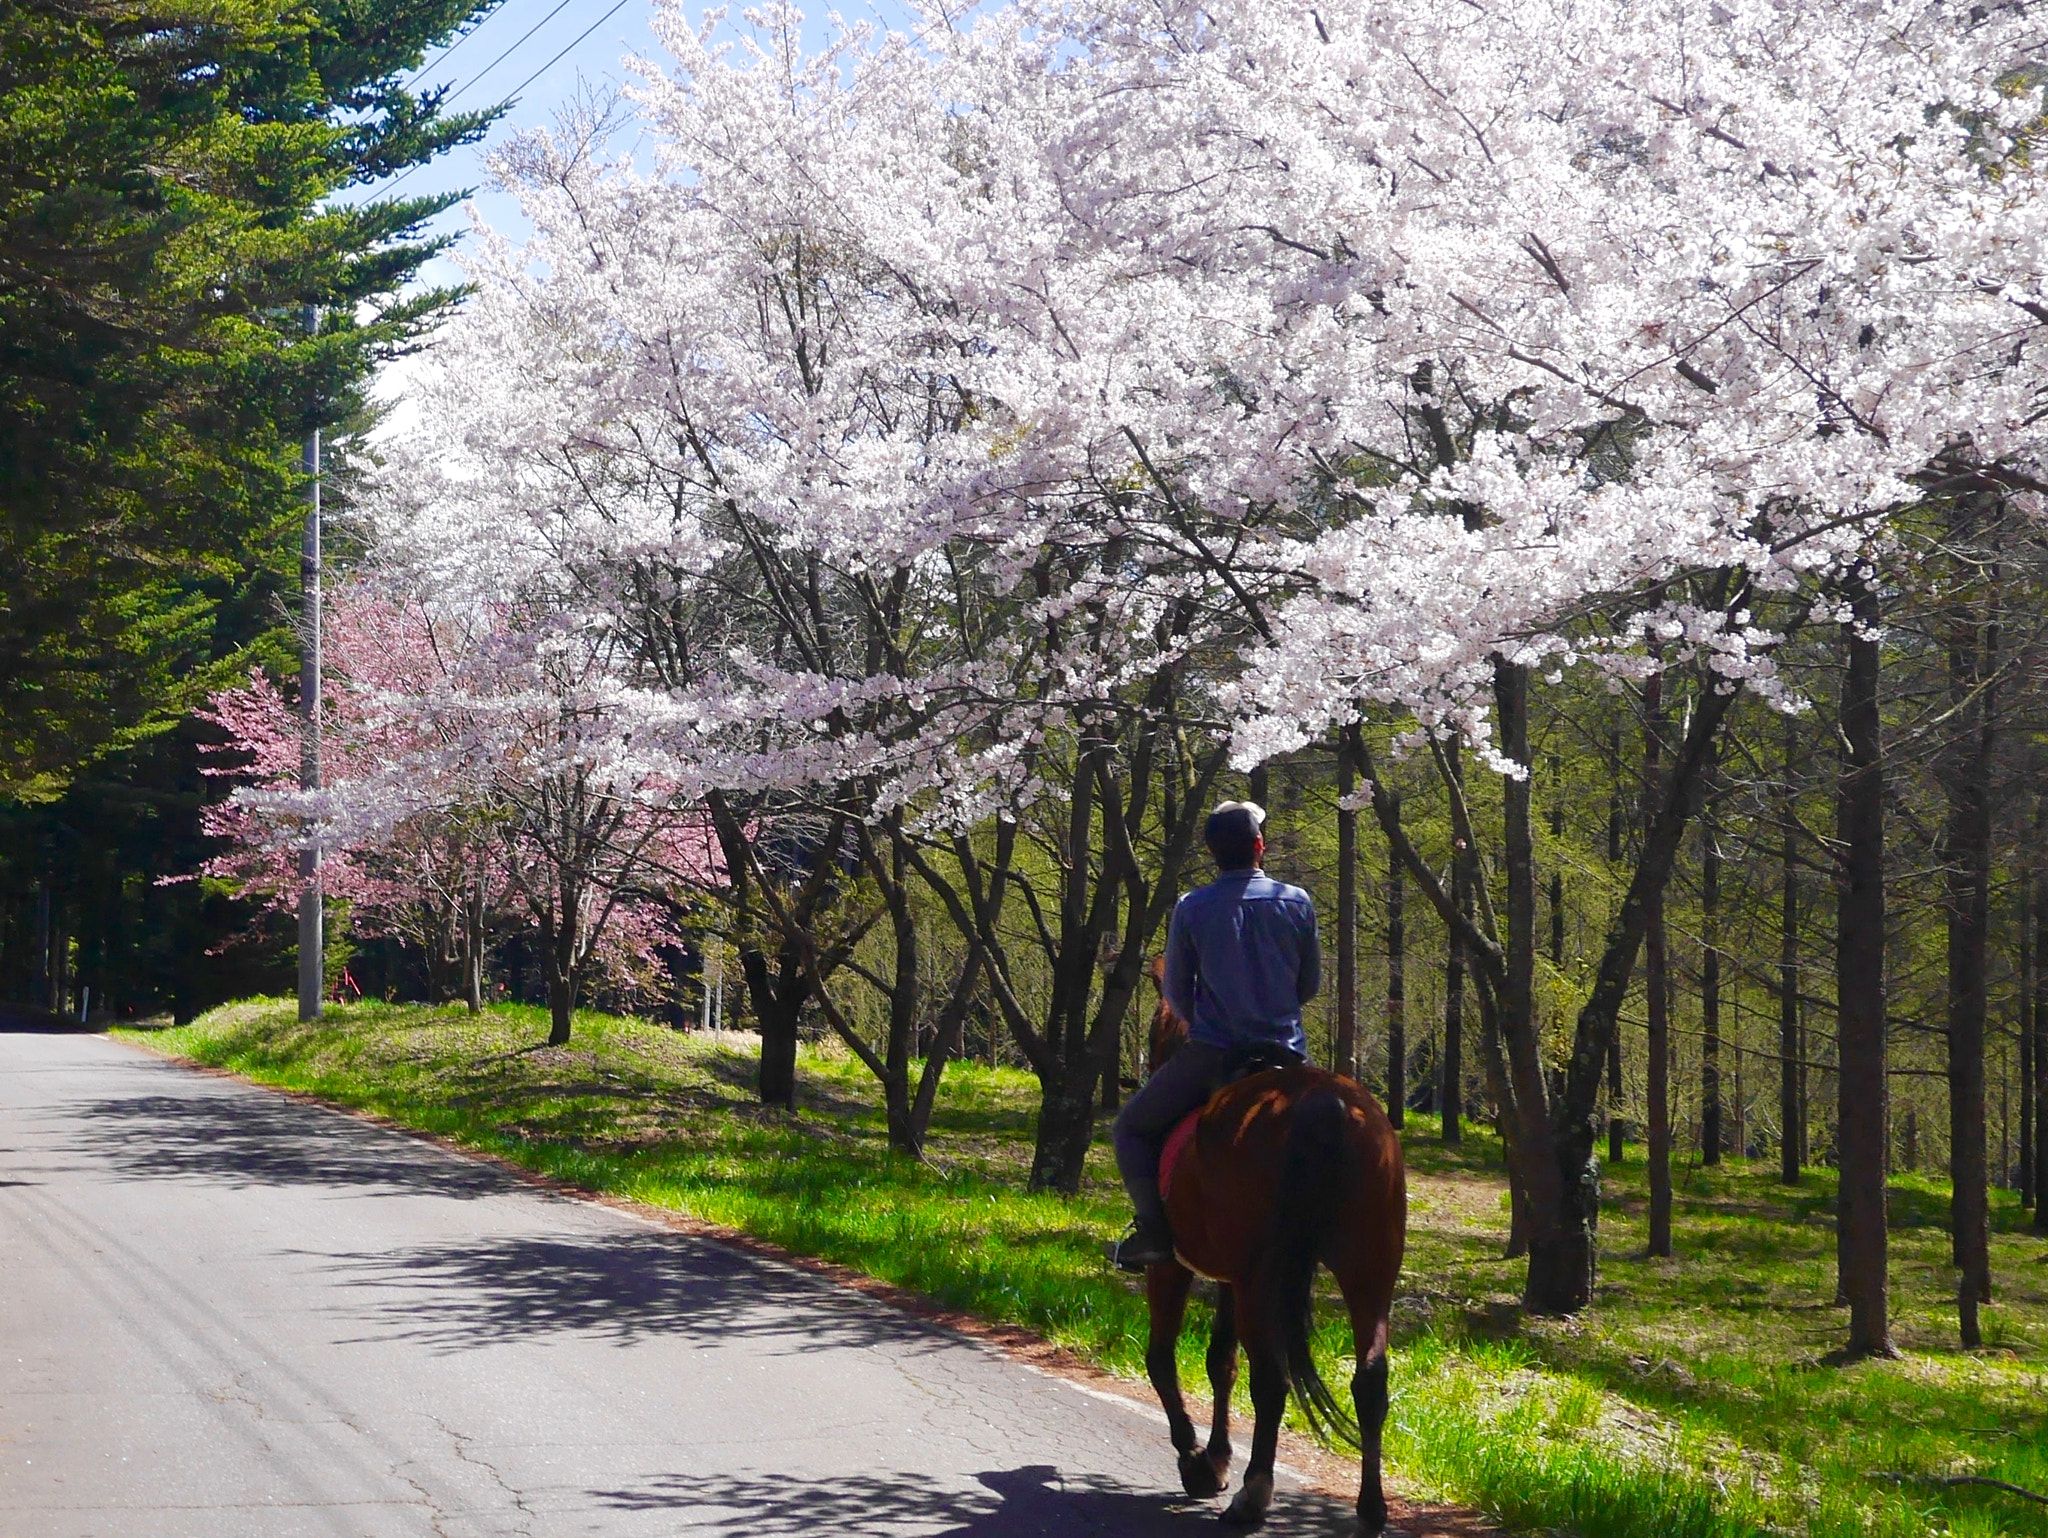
[382,0,920,293]
[362,0,923,425]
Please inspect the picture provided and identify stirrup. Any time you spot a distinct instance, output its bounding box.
[1106,1219,1176,1272]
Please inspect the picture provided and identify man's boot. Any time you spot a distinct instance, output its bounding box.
[1107,1180,1176,1271]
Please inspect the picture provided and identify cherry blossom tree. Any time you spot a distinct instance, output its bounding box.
[197,593,509,1010]
[363,0,2048,1295]
[365,27,1265,1167]
[891,0,2048,1313]
[201,577,690,1037]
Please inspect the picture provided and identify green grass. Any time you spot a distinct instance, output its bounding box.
[119,1000,2048,1538]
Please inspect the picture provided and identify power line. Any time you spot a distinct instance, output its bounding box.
[378,0,634,202]
[435,0,586,112]
[403,11,494,89]
[488,0,632,109]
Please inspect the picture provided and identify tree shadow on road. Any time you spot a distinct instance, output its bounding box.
[55,1092,508,1200]
[591,1463,1361,1536]
[316,1229,963,1356]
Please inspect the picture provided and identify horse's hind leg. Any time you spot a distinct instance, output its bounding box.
[1145,1263,1217,1497]
[1349,1311,1391,1534]
[1337,1276,1394,1536]
[1221,1280,1283,1529]
[1201,1283,1237,1490]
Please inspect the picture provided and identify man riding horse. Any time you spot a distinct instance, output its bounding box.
[1109,799,1321,1271]
[1103,799,1402,1533]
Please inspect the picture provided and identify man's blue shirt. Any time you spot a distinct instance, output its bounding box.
[1162,867,1321,1057]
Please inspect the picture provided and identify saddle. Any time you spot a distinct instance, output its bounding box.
[1158,1045,1303,1199]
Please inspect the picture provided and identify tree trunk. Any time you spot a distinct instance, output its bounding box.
[1646,891,1673,1255]
[1440,734,1471,1146]
[541,869,581,1046]
[464,882,486,1014]
[1033,870,1174,1192]
[874,821,924,1158]
[1490,662,1564,1302]
[1478,999,1531,1257]
[906,945,985,1156]
[1998,1056,2015,1204]
[1607,727,1626,1165]
[1442,936,1465,1141]
[1526,641,1738,1315]
[1504,1147,1531,1257]
[919,794,1152,1174]
[1492,676,1542,1257]
[1702,817,1723,1165]
[1781,716,1803,1185]
[1386,827,1407,1129]
[1799,996,1813,1171]
[1733,998,1746,1159]
[2019,872,2034,1209]
[424,908,452,1005]
[1000,730,1222,1196]
[52,921,68,1017]
[1607,1033,1625,1164]
[1028,739,1111,1194]
[545,941,575,1047]
[1644,667,1674,1257]
[704,794,850,1110]
[34,883,52,1013]
[1836,577,1895,1358]
[883,1068,917,1155]
[1942,593,1995,1344]
[757,1002,801,1106]
[1443,854,1466,1145]
[1029,1072,1102,1193]
[1549,750,1567,973]
[1336,728,1359,1080]
[741,943,808,1110]
[1354,615,1738,1316]
[2036,819,2048,1235]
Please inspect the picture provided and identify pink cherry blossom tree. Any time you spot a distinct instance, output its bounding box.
[200,580,693,1035]
[197,584,515,1002]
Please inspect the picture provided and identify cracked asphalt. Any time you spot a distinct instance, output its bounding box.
[0,1032,1367,1537]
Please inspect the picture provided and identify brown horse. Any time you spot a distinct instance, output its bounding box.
[1140,958,1406,1533]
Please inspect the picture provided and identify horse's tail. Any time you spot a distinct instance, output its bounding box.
[1267,1085,1360,1448]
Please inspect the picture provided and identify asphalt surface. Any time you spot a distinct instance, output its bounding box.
[0,1031,1365,1537]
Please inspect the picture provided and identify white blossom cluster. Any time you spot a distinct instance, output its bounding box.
[343,0,2045,836]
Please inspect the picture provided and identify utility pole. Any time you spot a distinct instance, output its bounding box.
[1334,727,1358,1079]
[298,311,323,1022]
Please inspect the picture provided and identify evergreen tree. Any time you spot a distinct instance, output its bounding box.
[0,0,499,797]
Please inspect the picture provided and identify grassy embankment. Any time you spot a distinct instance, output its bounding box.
[120,1000,2048,1538]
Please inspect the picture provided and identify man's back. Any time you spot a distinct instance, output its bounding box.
[1163,869,1320,1057]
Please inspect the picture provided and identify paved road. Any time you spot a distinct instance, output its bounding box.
[0,1032,1363,1537]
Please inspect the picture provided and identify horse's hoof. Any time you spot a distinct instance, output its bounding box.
[1220,1474,1272,1528]
[1179,1448,1223,1498]
[1356,1504,1388,1537]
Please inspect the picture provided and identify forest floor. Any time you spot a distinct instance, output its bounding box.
[118,999,2048,1538]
